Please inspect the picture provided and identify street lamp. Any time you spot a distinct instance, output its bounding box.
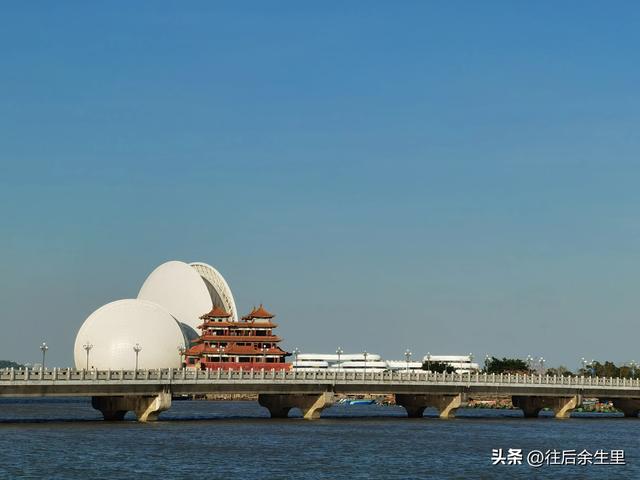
[336,347,343,370]
[293,347,300,368]
[426,352,432,372]
[538,357,545,375]
[631,360,637,379]
[590,359,595,377]
[217,345,225,368]
[83,342,93,370]
[261,345,267,366]
[363,350,368,375]
[133,343,142,371]
[469,353,474,371]
[39,342,48,371]
[581,357,587,374]
[177,346,185,368]
[526,355,533,372]
[404,349,412,373]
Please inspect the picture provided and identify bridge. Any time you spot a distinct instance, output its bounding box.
[2,368,640,422]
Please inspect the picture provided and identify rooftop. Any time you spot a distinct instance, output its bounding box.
[242,304,275,320]
[200,304,232,319]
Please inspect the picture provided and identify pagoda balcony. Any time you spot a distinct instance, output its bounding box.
[197,321,277,329]
[199,335,282,343]
[199,361,291,371]
[191,345,288,355]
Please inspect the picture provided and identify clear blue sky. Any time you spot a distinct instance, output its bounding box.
[1,2,639,369]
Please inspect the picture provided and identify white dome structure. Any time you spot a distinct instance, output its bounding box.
[73,299,186,370]
[137,260,213,332]
[73,260,238,370]
[137,260,238,330]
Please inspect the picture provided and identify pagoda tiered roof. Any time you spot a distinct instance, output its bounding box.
[200,304,232,319]
[185,302,290,371]
[185,343,207,355]
[242,304,275,320]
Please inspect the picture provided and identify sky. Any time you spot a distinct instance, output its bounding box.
[1,2,639,369]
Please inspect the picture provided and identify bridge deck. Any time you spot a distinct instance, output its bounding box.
[1,368,639,398]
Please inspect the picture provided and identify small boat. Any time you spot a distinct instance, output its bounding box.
[347,399,376,406]
[172,394,192,401]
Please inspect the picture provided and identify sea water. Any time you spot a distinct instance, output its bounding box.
[0,398,637,479]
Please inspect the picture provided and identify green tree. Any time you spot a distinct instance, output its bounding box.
[596,361,620,378]
[545,366,573,377]
[0,360,23,369]
[421,361,455,374]
[484,357,530,374]
[577,361,638,378]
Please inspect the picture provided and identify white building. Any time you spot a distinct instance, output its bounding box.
[422,354,480,373]
[290,353,481,374]
[293,353,387,372]
[385,360,424,372]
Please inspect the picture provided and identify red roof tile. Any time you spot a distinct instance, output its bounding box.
[242,304,275,320]
[200,304,232,319]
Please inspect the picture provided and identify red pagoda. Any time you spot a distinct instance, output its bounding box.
[184,304,291,371]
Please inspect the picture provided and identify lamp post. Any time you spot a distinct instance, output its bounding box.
[581,357,587,374]
[538,357,545,375]
[631,360,637,379]
[216,344,224,370]
[590,359,595,377]
[177,346,185,368]
[336,347,343,371]
[484,354,491,372]
[217,345,225,369]
[469,352,474,371]
[39,342,48,371]
[261,346,267,366]
[363,350,368,375]
[404,349,412,373]
[426,352,431,372]
[293,347,300,368]
[83,342,93,370]
[133,343,142,371]
[526,355,533,372]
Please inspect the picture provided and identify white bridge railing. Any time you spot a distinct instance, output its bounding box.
[1,367,640,389]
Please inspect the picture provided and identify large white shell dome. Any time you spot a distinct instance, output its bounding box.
[137,260,238,330]
[137,260,215,331]
[73,299,186,370]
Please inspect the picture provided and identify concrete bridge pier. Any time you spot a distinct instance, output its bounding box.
[610,399,640,417]
[91,391,172,422]
[512,395,581,419]
[258,392,335,420]
[395,393,467,419]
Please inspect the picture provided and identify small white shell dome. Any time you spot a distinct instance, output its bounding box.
[73,299,186,370]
